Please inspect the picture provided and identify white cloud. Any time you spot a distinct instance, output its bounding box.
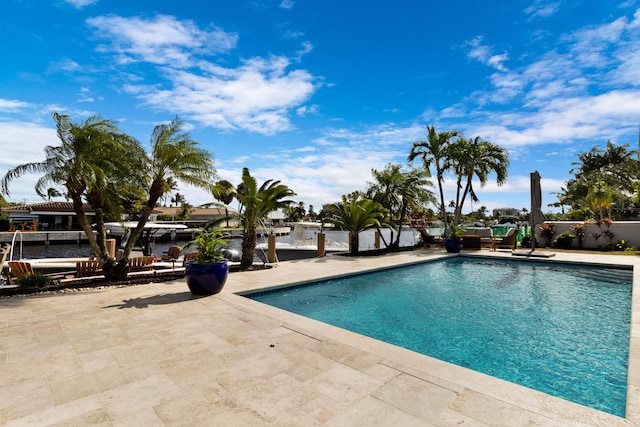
[0,99,31,112]
[48,58,82,73]
[64,0,99,9]
[88,14,317,135]
[87,15,238,68]
[296,104,318,116]
[465,36,509,72]
[452,7,640,150]
[0,121,57,202]
[524,1,560,19]
[295,41,314,60]
[280,0,295,9]
[126,56,316,135]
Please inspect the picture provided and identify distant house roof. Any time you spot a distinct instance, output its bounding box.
[1,202,95,215]
[153,206,227,220]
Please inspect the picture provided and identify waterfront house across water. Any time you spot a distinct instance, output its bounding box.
[2,202,96,231]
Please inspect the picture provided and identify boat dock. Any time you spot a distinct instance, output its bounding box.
[223,226,291,238]
[0,230,93,245]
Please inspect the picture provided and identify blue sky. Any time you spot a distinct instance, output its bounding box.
[2,0,640,215]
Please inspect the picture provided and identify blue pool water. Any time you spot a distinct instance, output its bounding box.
[246,257,632,417]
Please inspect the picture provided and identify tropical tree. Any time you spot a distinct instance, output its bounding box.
[308,204,317,220]
[447,136,509,224]
[1,112,147,280]
[176,201,192,220]
[285,201,306,222]
[366,163,435,248]
[234,168,296,269]
[587,180,614,220]
[115,117,216,279]
[160,177,178,206]
[171,193,185,207]
[45,187,62,201]
[1,114,216,281]
[556,140,640,218]
[408,125,460,227]
[211,179,236,227]
[329,193,389,255]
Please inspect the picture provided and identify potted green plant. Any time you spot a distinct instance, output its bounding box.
[181,227,230,295]
[444,224,464,253]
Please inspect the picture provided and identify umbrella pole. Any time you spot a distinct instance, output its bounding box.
[531,223,536,252]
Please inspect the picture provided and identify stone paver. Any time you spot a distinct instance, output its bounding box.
[0,249,638,426]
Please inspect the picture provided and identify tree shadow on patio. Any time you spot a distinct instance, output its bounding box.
[103,291,203,309]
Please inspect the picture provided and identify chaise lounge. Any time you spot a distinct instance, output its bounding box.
[489,227,518,251]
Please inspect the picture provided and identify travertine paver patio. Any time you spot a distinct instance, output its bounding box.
[1,249,638,426]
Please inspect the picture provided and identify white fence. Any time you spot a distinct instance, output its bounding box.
[535,221,640,249]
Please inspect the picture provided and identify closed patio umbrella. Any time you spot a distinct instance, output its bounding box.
[529,171,545,251]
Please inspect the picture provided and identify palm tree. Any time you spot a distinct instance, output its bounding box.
[448,136,509,224]
[171,193,185,207]
[408,125,460,227]
[235,168,296,269]
[588,180,614,220]
[1,112,146,277]
[329,193,389,255]
[211,180,236,228]
[285,201,306,222]
[115,117,216,279]
[45,188,62,201]
[366,163,435,248]
[2,114,215,281]
[160,177,178,206]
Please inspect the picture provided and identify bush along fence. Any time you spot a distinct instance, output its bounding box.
[532,220,638,251]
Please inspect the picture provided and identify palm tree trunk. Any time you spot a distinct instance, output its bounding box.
[241,222,257,269]
[455,176,472,225]
[436,167,447,227]
[350,232,359,255]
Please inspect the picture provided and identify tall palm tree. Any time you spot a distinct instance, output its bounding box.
[1,112,145,274]
[115,117,216,279]
[211,179,236,227]
[366,163,435,248]
[444,136,472,225]
[329,193,389,255]
[1,114,215,281]
[448,136,509,224]
[235,168,296,269]
[408,125,460,227]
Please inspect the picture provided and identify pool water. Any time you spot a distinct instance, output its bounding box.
[246,257,632,417]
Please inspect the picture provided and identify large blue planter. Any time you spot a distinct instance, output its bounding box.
[444,238,463,253]
[185,261,229,296]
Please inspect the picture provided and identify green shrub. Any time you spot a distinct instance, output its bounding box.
[17,272,57,288]
[604,240,629,252]
[553,231,575,249]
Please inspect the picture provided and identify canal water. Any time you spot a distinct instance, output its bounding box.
[11,228,420,260]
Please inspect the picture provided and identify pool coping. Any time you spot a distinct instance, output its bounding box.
[227,249,639,426]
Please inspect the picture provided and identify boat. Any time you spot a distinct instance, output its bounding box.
[255,222,349,261]
[104,221,188,240]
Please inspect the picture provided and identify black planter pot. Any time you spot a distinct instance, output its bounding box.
[444,238,463,253]
[185,261,229,296]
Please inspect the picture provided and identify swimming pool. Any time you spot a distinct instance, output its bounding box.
[246,257,632,417]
